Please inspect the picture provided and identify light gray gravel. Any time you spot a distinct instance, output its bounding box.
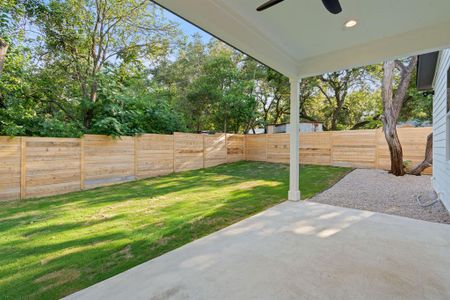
[309,169,450,224]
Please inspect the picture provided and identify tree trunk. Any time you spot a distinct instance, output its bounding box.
[0,39,8,108]
[224,116,227,134]
[331,109,339,131]
[383,119,405,176]
[82,80,98,129]
[84,108,94,129]
[0,39,9,78]
[409,133,433,175]
[381,57,417,176]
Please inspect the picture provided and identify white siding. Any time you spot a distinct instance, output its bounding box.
[286,123,324,133]
[432,49,450,210]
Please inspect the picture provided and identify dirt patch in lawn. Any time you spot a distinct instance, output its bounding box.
[34,269,81,292]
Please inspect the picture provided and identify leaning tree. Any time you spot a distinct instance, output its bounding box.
[381,56,418,176]
[409,132,433,175]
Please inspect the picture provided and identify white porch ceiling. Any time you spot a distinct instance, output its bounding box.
[153,0,450,78]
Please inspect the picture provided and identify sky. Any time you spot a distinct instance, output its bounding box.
[162,10,212,43]
[35,1,213,43]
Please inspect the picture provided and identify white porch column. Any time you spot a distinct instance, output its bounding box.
[288,77,301,201]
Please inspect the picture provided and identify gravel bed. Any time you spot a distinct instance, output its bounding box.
[309,168,450,224]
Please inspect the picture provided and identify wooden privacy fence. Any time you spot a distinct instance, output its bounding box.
[0,127,431,201]
[245,127,432,173]
[0,133,245,201]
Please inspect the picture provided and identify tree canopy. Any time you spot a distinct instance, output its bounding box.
[0,0,431,137]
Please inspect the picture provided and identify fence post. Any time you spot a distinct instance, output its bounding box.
[244,135,247,160]
[265,134,268,162]
[134,136,138,179]
[80,136,85,190]
[20,137,26,199]
[202,134,206,168]
[375,129,381,169]
[225,133,228,163]
[172,134,176,173]
[329,131,335,166]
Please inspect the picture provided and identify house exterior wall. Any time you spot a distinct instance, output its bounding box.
[260,123,324,134]
[432,49,450,210]
[286,123,323,133]
[274,124,287,133]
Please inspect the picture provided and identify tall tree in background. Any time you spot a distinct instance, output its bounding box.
[0,39,8,77]
[252,67,290,132]
[0,0,433,138]
[185,42,256,133]
[381,56,418,176]
[299,77,320,123]
[1,1,17,77]
[315,69,366,130]
[152,33,207,105]
[0,0,43,76]
[36,0,179,129]
[0,0,45,77]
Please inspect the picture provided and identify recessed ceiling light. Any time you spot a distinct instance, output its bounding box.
[345,19,358,28]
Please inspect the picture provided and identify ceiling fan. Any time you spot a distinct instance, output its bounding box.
[257,0,342,14]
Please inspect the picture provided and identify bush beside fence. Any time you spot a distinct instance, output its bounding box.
[0,127,431,201]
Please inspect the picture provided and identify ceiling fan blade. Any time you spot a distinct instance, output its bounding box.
[322,0,342,14]
[256,0,285,12]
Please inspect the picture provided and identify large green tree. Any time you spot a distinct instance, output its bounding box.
[313,68,372,130]
[184,42,257,133]
[0,0,433,139]
[35,0,179,129]
[1,0,187,136]
[0,0,44,75]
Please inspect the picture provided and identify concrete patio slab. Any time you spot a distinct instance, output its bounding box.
[66,201,450,300]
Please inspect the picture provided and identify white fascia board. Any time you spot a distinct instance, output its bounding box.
[154,1,450,79]
[296,20,450,78]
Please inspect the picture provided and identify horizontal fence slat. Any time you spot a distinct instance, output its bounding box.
[0,128,431,201]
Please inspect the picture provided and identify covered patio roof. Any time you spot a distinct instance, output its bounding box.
[152,0,450,202]
[153,0,450,78]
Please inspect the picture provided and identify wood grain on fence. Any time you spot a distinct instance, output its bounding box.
[136,134,173,179]
[245,135,267,161]
[0,128,431,201]
[0,137,21,200]
[174,132,204,172]
[267,133,289,164]
[331,130,377,168]
[83,135,135,189]
[204,133,227,168]
[25,137,81,198]
[249,128,432,174]
[226,134,245,162]
[300,132,331,165]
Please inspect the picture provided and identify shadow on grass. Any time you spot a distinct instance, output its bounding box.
[0,161,351,300]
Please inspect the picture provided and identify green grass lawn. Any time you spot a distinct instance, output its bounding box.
[0,161,350,299]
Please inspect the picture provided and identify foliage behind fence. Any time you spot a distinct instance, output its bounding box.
[0,127,431,201]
